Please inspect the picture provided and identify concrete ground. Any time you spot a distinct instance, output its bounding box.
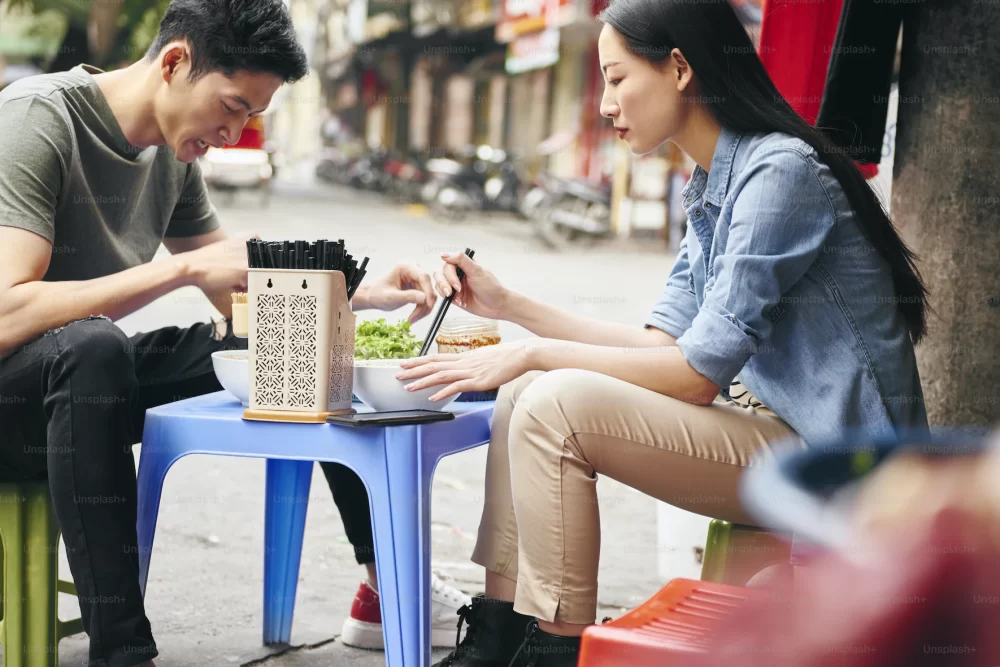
[34,171,701,666]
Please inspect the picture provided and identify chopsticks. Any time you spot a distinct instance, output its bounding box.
[419,247,475,357]
[246,238,369,300]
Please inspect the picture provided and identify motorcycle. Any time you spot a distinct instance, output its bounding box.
[383,151,430,204]
[315,146,355,185]
[422,145,525,222]
[347,148,392,192]
[529,173,613,248]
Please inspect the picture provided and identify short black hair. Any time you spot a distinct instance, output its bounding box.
[147,0,309,84]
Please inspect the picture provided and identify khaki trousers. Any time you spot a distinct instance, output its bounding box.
[469,369,802,624]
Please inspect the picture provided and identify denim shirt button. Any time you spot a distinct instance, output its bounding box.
[695,209,703,218]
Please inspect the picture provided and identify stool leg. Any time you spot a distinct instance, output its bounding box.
[0,487,27,667]
[702,521,791,586]
[262,459,313,645]
[22,485,60,667]
[700,520,732,584]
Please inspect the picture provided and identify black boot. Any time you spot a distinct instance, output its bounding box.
[433,595,534,667]
[509,620,581,667]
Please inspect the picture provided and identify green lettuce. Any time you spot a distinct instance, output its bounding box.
[354,318,422,360]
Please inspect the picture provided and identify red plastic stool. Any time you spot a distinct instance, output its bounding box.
[577,578,766,666]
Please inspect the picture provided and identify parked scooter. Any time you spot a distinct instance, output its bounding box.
[315,146,354,185]
[529,173,613,248]
[384,151,429,203]
[422,145,524,222]
[347,148,393,192]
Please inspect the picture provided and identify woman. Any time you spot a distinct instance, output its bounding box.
[398,0,929,664]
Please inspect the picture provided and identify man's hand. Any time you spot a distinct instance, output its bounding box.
[355,262,436,323]
[180,232,257,317]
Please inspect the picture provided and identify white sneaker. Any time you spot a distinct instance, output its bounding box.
[430,570,473,647]
[340,571,473,650]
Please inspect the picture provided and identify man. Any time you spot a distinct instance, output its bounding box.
[0,1,467,665]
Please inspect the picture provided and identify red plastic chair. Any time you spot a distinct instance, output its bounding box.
[578,578,766,666]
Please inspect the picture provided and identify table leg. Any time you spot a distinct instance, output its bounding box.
[263,458,313,644]
[371,426,433,667]
[136,446,180,596]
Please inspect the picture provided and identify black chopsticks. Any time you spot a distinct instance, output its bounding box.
[419,247,475,356]
[246,238,369,300]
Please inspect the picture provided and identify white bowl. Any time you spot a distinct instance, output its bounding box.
[353,359,459,412]
[211,350,250,406]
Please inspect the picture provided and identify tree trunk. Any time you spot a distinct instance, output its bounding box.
[892,0,1000,428]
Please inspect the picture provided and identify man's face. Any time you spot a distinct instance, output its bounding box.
[155,43,284,163]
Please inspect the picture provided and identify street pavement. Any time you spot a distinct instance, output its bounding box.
[44,173,694,667]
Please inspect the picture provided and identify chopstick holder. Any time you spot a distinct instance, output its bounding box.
[243,268,356,423]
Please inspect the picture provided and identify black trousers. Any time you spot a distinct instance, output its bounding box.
[0,317,375,667]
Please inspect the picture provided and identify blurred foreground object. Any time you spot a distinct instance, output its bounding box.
[696,431,1000,666]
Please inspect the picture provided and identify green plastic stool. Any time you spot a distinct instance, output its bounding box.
[0,483,84,667]
[700,519,792,586]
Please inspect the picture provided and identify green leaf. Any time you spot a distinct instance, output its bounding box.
[354,318,422,360]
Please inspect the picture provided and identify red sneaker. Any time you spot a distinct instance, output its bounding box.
[341,580,383,649]
[340,574,473,650]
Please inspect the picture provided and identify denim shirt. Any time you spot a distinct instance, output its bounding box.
[646,127,928,445]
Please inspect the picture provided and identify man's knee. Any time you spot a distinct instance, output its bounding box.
[53,317,132,364]
[51,318,135,388]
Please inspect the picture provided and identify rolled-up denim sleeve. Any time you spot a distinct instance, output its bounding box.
[646,234,700,338]
[677,150,837,388]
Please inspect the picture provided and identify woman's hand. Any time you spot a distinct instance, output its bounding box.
[434,251,512,320]
[397,341,534,402]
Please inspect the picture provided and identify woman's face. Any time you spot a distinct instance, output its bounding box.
[598,24,693,155]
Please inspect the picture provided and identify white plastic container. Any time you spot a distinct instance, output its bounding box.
[245,268,356,421]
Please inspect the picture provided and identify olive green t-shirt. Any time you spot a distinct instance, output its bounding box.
[0,64,218,281]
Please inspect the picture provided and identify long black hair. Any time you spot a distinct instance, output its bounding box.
[600,0,928,343]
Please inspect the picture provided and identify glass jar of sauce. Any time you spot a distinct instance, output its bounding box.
[435,317,501,354]
[435,317,502,401]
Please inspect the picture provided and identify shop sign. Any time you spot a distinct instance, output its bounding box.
[505,28,560,74]
[496,0,574,42]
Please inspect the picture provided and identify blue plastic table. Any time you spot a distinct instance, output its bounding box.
[137,391,494,667]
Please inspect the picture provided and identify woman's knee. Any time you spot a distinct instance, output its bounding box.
[510,369,598,426]
[495,369,546,419]
[506,369,603,464]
